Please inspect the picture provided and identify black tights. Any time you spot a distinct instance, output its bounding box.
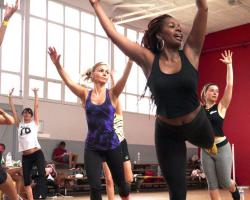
[84,146,129,200]
[155,108,214,200]
[22,149,46,186]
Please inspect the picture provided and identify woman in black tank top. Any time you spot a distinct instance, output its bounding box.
[201,50,240,200]
[89,0,214,199]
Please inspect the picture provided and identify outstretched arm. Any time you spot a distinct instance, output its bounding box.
[32,88,39,125]
[184,0,208,69]
[110,71,123,116]
[0,108,15,125]
[0,0,19,46]
[8,88,20,126]
[218,50,233,113]
[48,47,88,102]
[89,0,153,76]
[111,59,133,98]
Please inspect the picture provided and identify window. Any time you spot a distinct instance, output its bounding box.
[30,0,46,18]
[1,14,22,73]
[64,28,80,82]
[81,32,94,74]
[47,23,64,80]
[65,6,79,29]
[48,1,63,24]
[1,73,21,96]
[65,86,77,103]
[126,94,138,112]
[47,82,61,100]
[95,37,109,64]
[0,0,153,115]
[29,79,44,98]
[29,17,46,77]
[0,3,23,97]
[81,12,94,33]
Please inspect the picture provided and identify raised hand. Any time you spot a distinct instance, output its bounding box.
[48,47,61,67]
[4,0,19,21]
[220,50,233,65]
[9,88,14,97]
[32,88,39,96]
[89,0,100,6]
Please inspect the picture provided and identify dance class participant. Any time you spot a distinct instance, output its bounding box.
[89,0,215,199]
[48,46,133,200]
[103,63,134,200]
[9,88,46,200]
[201,50,240,200]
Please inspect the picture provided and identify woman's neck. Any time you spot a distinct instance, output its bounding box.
[205,101,216,109]
[93,84,106,97]
[24,119,32,123]
[161,47,180,61]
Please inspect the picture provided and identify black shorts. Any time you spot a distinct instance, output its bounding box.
[0,166,7,184]
[102,139,130,163]
[120,139,130,162]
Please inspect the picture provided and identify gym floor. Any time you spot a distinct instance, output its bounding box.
[52,189,249,199]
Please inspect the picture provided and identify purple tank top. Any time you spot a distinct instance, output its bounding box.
[85,89,120,150]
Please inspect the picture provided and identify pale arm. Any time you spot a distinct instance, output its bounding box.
[48,47,88,102]
[8,88,20,126]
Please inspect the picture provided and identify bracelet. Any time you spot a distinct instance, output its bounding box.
[2,20,9,27]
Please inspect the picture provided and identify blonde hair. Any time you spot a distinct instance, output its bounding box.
[82,62,107,82]
[200,83,218,106]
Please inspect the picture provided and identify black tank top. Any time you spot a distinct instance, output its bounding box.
[205,104,224,137]
[147,50,200,118]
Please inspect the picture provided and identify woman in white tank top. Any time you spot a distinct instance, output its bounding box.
[9,88,46,200]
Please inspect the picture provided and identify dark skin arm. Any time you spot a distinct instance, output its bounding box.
[89,0,154,77]
[184,0,208,69]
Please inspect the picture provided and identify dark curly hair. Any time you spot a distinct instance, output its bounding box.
[141,14,172,54]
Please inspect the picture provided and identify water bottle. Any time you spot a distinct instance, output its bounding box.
[5,152,13,167]
[137,152,141,164]
[157,165,161,176]
[239,187,244,200]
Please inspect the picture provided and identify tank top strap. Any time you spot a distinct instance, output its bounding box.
[86,90,92,103]
[147,53,160,85]
[178,50,198,73]
[105,89,112,104]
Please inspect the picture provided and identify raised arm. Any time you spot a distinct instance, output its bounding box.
[111,59,133,98]
[218,50,233,114]
[8,88,20,126]
[0,0,19,46]
[32,88,39,125]
[184,0,208,68]
[48,47,88,102]
[89,0,153,76]
[0,108,15,125]
[110,71,123,116]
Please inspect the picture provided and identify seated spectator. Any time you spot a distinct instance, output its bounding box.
[52,141,78,168]
[0,144,5,164]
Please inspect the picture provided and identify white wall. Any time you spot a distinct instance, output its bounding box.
[0,95,155,145]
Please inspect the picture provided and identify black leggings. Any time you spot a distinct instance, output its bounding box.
[155,107,214,200]
[0,166,7,184]
[22,149,46,186]
[84,146,129,200]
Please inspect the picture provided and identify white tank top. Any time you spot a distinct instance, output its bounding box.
[114,114,125,142]
[18,120,41,152]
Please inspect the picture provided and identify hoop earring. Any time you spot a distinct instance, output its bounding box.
[157,39,165,51]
